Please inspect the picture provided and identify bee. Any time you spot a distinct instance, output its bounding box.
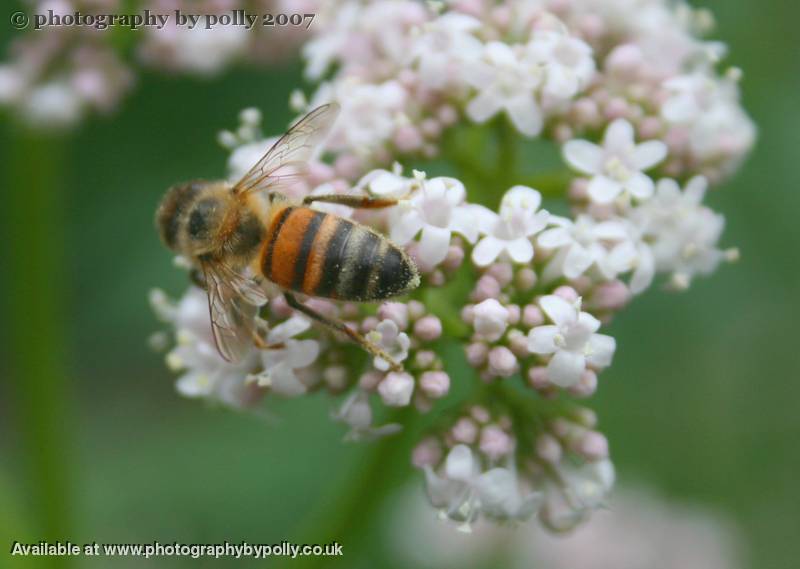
[156,104,420,370]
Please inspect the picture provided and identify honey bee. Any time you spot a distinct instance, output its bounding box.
[156,104,419,370]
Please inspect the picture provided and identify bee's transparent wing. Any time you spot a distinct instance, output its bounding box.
[201,259,268,363]
[232,103,340,196]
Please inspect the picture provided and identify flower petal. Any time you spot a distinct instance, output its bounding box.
[390,212,424,245]
[471,236,505,267]
[547,349,586,387]
[603,118,634,151]
[539,295,577,326]
[632,140,668,170]
[506,95,543,136]
[586,333,616,368]
[467,88,502,123]
[419,225,452,266]
[507,237,534,263]
[625,172,655,200]
[528,325,559,354]
[588,175,622,204]
[563,140,603,174]
[446,444,475,482]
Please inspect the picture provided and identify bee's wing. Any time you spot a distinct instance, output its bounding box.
[201,259,268,363]
[232,103,340,197]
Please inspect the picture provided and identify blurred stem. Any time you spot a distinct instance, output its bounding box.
[288,407,416,569]
[496,117,517,190]
[5,130,74,564]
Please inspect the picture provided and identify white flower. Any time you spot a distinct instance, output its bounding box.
[151,287,260,408]
[227,137,275,182]
[412,13,484,89]
[143,24,249,76]
[528,296,616,387]
[367,319,411,372]
[332,390,403,441]
[464,42,544,136]
[311,78,408,155]
[631,176,729,288]
[538,215,632,282]
[526,29,595,99]
[472,299,510,342]
[563,119,667,203]
[424,445,541,529]
[390,176,479,266]
[23,82,83,129]
[472,186,550,267]
[378,371,415,407]
[250,316,320,397]
[540,459,615,532]
[358,166,422,200]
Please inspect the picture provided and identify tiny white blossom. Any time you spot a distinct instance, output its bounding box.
[526,29,595,99]
[538,215,632,282]
[412,13,484,89]
[472,186,550,267]
[367,319,411,372]
[332,390,403,441]
[378,371,415,407]
[390,176,479,266]
[563,119,667,203]
[541,459,615,532]
[528,296,616,387]
[472,299,510,342]
[464,42,544,136]
[250,316,320,397]
[424,445,542,529]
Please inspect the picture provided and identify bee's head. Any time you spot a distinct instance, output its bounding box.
[156,180,227,255]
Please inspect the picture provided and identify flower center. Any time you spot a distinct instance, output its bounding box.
[604,156,632,182]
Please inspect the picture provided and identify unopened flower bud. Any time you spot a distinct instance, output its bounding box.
[473,298,510,341]
[414,315,442,341]
[379,302,409,330]
[465,342,488,367]
[378,372,415,407]
[536,433,563,464]
[479,425,514,460]
[420,371,450,399]
[488,346,518,377]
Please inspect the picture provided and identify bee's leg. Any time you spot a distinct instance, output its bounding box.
[284,292,403,372]
[301,194,398,210]
[252,335,286,351]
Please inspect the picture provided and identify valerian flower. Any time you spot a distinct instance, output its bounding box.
[563,119,668,203]
[528,296,616,388]
[472,186,550,267]
[249,316,320,397]
[390,176,479,267]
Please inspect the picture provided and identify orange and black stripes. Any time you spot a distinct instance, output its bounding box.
[261,205,419,302]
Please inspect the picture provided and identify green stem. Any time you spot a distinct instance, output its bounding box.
[496,117,518,191]
[286,407,417,569]
[5,130,75,566]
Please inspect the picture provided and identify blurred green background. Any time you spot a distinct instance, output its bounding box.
[1,0,799,567]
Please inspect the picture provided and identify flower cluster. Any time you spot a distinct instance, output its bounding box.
[149,0,752,535]
[0,0,311,129]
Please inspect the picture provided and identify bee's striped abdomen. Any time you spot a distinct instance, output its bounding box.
[261,206,419,301]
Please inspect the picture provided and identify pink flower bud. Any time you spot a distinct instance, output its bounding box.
[479,425,515,460]
[527,365,549,389]
[361,316,379,333]
[333,153,362,180]
[507,329,529,357]
[487,262,513,287]
[515,268,537,291]
[589,280,632,311]
[378,372,414,407]
[488,346,518,377]
[420,371,450,399]
[414,350,436,369]
[407,300,426,321]
[577,431,609,461]
[443,244,465,271]
[414,315,443,341]
[393,125,423,152]
[270,295,293,318]
[471,405,490,424]
[465,342,488,367]
[522,304,545,327]
[358,370,384,391]
[412,437,442,468]
[378,301,409,330]
[471,274,501,302]
[536,433,563,464]
[323,365,348,391]
[553,285,579,303]
[451,417,478,444]
[461,304,475,324]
